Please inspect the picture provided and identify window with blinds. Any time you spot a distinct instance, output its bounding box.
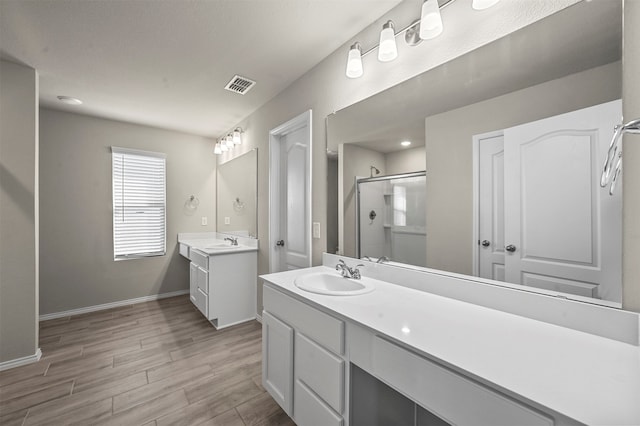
[112,147,166,260]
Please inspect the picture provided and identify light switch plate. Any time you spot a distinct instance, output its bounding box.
[313,222,321,239]
[201,217,208,226]
[225,217,231,225]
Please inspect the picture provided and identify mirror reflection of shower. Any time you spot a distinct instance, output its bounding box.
[356,171,426,267]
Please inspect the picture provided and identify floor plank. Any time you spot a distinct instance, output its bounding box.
[0,295,292,425]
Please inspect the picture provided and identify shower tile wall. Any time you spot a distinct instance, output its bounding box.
[359,181,389,259]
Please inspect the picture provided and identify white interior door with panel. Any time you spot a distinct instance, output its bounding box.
[269,111,312,273]
[503,100,622,301]
[477,133,506,282]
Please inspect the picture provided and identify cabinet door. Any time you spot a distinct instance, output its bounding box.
[189,263,198,304]
[262,311,294,417]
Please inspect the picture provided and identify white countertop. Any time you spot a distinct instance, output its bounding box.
[261,265,640,426]
[178,232,258,256]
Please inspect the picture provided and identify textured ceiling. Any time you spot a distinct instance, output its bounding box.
[0,0,402,137]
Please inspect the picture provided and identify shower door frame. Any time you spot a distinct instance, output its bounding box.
[355,171,426,260]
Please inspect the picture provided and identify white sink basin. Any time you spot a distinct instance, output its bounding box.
[197,242,245,253]
[203,242,238,249]
[294,272,375,296]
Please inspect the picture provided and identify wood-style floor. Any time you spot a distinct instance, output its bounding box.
[0,295,295,426]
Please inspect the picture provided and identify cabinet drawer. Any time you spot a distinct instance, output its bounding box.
[197,266,208,294]
[295,333,344,414]
[179,243,190,259]
[372,337,553,426]
[190,249,209,270]
[263,284,344,354]
[294,380,342,426]
[193,287,208,318]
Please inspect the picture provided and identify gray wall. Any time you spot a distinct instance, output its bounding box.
[0,60,39,363]
[425,62,621,276]
[623,0,640,312]
[39,109,215,315]
[386,146,425,175]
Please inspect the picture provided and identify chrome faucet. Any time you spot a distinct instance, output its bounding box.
[336,259,364,279]
[224,237,238,246]
[376,256,389,264]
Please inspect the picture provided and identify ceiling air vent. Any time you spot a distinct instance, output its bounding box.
[224,75,256,95]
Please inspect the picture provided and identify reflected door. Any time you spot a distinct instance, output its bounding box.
[478,134,505,282]
[503,100,622,301]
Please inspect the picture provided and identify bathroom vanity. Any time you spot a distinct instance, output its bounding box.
[178,232,258,329]
[261,253,640,426]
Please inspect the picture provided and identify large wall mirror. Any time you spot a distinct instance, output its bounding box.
[217,148,258,238]
[327,0,623,307]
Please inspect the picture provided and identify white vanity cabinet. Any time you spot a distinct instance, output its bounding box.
[262,284,347,426]
[261,280,578,426]
[188,248,257,329]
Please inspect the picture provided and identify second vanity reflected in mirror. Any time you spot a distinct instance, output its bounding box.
[327,0,623,306]
[217,148,258,238]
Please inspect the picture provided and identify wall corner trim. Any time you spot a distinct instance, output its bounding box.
[39,290,189,321]
[0,348,42,372]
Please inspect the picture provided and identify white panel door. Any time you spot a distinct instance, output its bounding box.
[279,126,310,270]
[503,100,622,301]
[478,134,506,282]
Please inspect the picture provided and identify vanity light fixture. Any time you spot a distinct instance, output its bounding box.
[346,42,364,78]
[345,0,500,79]
[232,128,243,145]
[378,21,398,62]
[401,140,412,147]
[419,0,444,40]
[214,127,245,155]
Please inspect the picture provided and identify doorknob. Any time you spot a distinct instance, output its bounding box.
[505,244,516,252]
[276,240,285,247]
[481,240,490,247]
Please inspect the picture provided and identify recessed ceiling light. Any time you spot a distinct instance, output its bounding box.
[401,140,411,147]
[57,96,83,105]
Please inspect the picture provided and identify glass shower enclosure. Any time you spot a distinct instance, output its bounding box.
[356,171,426,267]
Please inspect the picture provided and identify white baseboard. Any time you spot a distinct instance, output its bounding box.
[255,313,263,324]
[39,290,190,321]
[0,348,42,372]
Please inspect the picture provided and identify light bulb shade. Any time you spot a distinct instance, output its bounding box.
[225,135,234,147]
[378,21,397,62]
[419,0,443,40]
[214,143,222,155]
[221,141,229,152]
[472,0,500,10]
[233,128,242,145]
[346,42,363,78]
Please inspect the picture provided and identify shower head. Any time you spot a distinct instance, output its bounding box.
[370,166,380,177]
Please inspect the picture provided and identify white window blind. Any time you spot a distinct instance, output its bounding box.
[112,147,166,260]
